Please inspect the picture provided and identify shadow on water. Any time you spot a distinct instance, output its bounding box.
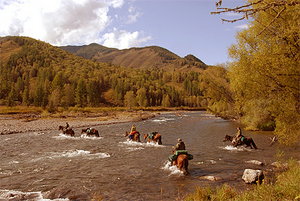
[0,111,299,200]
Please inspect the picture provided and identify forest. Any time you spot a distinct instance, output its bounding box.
[0,0,299,145]
[0,36,225,111]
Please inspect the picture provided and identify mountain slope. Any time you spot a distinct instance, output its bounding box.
[60,43,207,72]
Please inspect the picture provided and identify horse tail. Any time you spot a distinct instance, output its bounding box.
[182,156,188,175]
[251,139,258,149]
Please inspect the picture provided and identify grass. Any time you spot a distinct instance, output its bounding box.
[184,159,300,201]
[0,106,44,114]
[0,106,205,116]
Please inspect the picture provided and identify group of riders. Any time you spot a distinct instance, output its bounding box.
[63,122,243,168]
[63,122,94,134]
[64,122,244,148]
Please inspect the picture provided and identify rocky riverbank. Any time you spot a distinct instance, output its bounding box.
[0,111,157,135]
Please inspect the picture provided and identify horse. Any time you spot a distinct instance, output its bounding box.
[81,128,100,137]
[125,131,140,142]
[172,150,189,175]
[58,126,75,137]
[223,135,258,149]
[144,132,162,145]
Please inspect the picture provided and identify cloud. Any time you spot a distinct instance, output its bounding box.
[235,24,249,29]
[102,28,152,49]
[0,0,125,46]
[127,5,142,24]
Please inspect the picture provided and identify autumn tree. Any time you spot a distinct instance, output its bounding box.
[225,0,300,144]
[124,91,136,109]
[136,87,148,107]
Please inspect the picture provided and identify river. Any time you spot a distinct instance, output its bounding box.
[0,111,299,200]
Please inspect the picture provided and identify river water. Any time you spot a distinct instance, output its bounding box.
[0,111,299,200]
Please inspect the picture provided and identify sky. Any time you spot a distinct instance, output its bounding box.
[0,0,249,65]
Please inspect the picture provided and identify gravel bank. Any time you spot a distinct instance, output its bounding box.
[0,111,157,135]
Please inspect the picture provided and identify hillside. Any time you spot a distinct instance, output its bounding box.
[60,43,207,72]
[1,36,229,115]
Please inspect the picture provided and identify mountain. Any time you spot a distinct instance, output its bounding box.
[60,43,207,72]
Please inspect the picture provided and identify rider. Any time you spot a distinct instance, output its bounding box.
[65,122,70,131]
[129,124,139,139]
[169,138,187,164]
[173,138,186,151]
[235,127,244,144]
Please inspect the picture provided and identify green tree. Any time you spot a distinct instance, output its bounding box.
[61,84,75,108]
[75,78,86,107]
[7,87,17,107]
[34,84,44,107]
[51,72,64,92]
[22,87,30,106]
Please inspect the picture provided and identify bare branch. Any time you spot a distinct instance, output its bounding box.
[211,0,300,23]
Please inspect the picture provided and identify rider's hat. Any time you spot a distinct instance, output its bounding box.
[178,138,182,142]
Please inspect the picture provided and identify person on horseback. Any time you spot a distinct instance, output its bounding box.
[173,138,186,151]
[65,122,70,131]
[86,127,92,134]
[235,127,244,144]
[129,124,139,140]
[169,138,192,165]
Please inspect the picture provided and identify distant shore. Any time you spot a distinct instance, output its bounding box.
[0,111,158,135]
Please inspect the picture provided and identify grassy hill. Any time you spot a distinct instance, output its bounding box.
[60,43,207,72]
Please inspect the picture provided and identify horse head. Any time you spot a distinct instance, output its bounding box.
[124,131,129,137]
[223,135,232,142]
[143,133,148,140]
[58,126,63,130]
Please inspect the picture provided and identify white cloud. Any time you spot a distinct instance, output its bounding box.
[126,5,142,24]
[235,24,249,29]
[0,0,125,46]
[102,28,152,49]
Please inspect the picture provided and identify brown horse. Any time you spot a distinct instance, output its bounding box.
[125,131,140,142]
[223,135,258,149]
[172,150,189,175]
[144,132,162,145]
[81,128,100,137]
[58,126,75,137]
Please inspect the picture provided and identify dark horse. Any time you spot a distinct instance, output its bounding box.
[172,150,189,175]
[81,128,100,137]
[223,135,258,149]
[125,131,140,142]
[144,132,162,145]
[58,126,75,137]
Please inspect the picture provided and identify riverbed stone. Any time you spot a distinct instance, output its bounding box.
[242,169,264,184]
[199,175,222,181]
[271,162,288,169]
[245,160,265,166]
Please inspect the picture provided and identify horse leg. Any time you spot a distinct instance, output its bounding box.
[251,139,258,149]
[178,160,183,171]
[158,136,162,145]
[182,158,188,174]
